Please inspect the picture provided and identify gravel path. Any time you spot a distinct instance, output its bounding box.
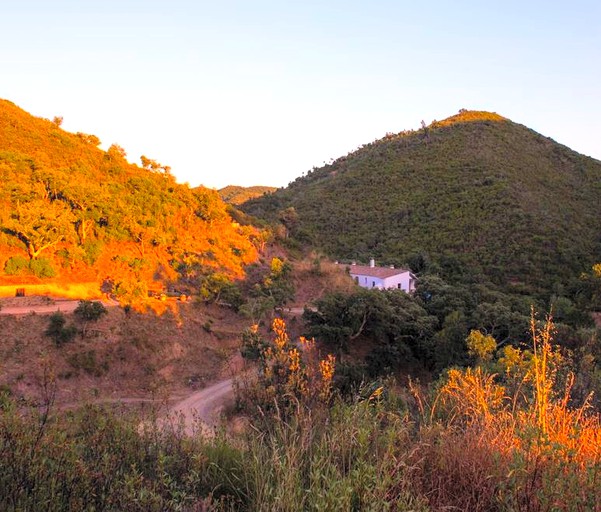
[160,378,235,437]
[0,300,81,316]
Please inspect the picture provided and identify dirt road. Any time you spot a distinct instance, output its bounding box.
[162,377,235,436]
[0,298,120,316]
[0,299,81,316]
[1,295,239,437]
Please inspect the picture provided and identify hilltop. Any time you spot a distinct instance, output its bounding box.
[242,110,601,294]
[0,99,260,301]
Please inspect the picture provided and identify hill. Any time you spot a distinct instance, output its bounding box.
[0,99,260,301]
[218,185,277,205]
[242,110,601,294]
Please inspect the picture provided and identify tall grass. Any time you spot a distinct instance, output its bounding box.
[0,396,246,511]
[2,314,599,510]
[240,399,428,511]
[409,313,601,511]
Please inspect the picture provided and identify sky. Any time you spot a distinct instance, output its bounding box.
[1,0,599,189]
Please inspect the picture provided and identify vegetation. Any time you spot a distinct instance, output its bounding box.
[3,99,601,510]
[45,312,78,346]
[4,255,56,278]
[239,319,336,415]
[74,300,108,337]
[74,300,108,322]
[2,317,600,510]
[198,256,296,324]
[0,99,261,304]
[242,110,601,297]
[218,185,277,205]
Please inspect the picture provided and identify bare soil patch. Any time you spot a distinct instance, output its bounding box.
[0,299,254,409]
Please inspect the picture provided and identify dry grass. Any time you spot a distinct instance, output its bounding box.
[0,301,250,408]
[0,282,103,300]
[291,254,356,306]
[408,313,601,511]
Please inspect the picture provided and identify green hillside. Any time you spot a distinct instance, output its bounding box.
[218,185,277,205]
[0,99,260,300]
[242,110,601,294]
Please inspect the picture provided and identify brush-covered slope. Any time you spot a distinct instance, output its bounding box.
[0,99,259,299]
[219,185,277,205]
[242,110,601,293]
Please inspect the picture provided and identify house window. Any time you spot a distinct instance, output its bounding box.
[372,281,375,288]
[398,283,402,289]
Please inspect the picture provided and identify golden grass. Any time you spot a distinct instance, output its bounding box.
[408,312,601,510]
[0,282,103,300]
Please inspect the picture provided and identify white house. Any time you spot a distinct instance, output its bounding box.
[343,259,416,293]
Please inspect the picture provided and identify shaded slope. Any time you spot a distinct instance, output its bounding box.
[242,110,601,293]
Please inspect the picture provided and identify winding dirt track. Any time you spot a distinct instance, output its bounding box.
[0,297,237,437]
[162,378,235,436]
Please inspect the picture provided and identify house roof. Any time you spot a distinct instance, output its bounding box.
[345,264,412,279]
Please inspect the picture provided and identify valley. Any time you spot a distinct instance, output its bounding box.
[1,101,601,511]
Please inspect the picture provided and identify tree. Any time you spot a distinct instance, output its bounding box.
[199,272,242,309]
[278,207,299,239]
[76,132,101,146]
[305,290,384,351]
[140,155,171,174]
[106,144,127,161]
[45,312,77,346]
[74,300,107,321]
[429,310,469,370]
[262,257,295,308]
[74,300,108,337]
[415,275,472,325]
[2,199,75,259]
[471,302,528,344]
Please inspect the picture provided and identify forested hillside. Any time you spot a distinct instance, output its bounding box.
[242,110,601,295]
[0,99,260,301]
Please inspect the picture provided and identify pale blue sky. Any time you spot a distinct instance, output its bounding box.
[1,1,599,188]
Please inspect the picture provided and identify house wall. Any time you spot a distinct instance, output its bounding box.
[350,271,415,292]
[352,274,385,289]
[382,273,415,293]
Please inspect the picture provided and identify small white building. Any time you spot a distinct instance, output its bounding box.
[344,259,416,293]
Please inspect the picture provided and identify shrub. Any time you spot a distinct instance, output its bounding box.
[407,312,601,511]
[0,400,248,510]
[114,278,148,305]
[28,258,56,278]
[74,301,108,337]
[74,300,108,322]
[67,350,108,377]
[45,312,78,346]
[4,255,29,275]
[238,319,336,418]
[82,240,103,266]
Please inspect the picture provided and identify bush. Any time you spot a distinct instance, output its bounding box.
[45,312,78,346]
[29,258,56,278]
[67,350,108,377]
[114,278,147,305]
[4,255,29,275]
[82,240,103,266]
[74,300,108,322]
[0,401,248,510]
